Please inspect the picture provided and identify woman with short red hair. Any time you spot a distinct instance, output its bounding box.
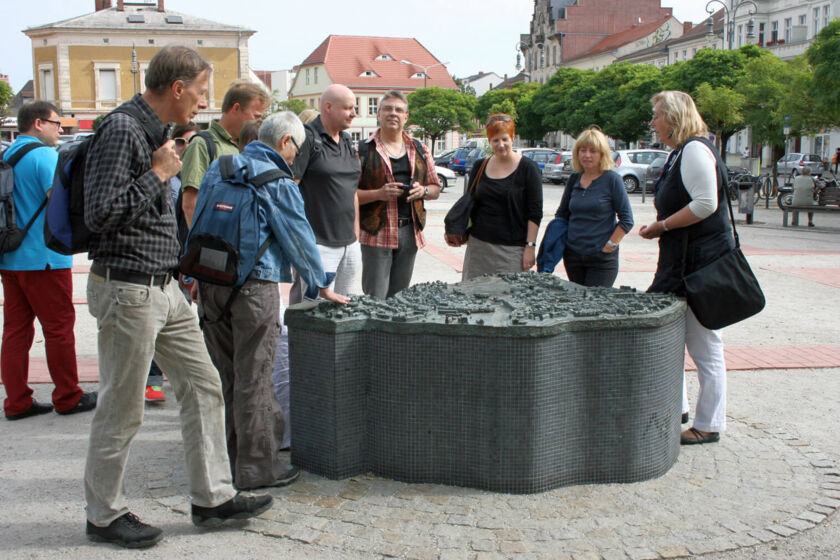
[447,114,543,279]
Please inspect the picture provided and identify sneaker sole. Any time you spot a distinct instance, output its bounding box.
[191,500,273,528]
[87,531,163,549]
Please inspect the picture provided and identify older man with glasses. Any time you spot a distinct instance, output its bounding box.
[356,90,440,299]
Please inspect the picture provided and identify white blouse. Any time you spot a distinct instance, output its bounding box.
[679,140,718,219]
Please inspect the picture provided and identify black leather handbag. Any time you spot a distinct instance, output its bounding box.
[683,181,765,330]
[444,157,489,245]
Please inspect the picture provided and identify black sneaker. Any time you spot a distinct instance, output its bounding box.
[57,391,97,415]
[86,512,163,548]
[237,465,300,490]
[191,492,273,528]
[5,399,53,421]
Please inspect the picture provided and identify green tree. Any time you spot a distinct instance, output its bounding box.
[271,98,308,115]
[515,84,547,143]
[92,114,106,131]
[807,19,840,126]
[694,83,745,152]
[0,81,12,116]
[452,75,476,97]
[473,82,538,122]
[407,87,476,157]
[531,67,597,138]
[584,63,662,143]
[488,98,517,121]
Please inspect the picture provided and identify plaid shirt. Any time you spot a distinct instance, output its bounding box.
[358,130,439,250]
[84,94,178,274]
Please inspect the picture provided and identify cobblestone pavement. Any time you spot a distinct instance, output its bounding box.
[144,400,839,560]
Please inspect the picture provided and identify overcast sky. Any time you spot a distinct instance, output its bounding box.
[1,1,716,93]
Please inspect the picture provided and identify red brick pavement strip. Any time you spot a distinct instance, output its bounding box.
[13,345,839,384]
[762,267,840,289]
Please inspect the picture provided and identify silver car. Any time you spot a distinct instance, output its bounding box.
[776,153,824,177]
[612,149,669,193]
[543,152,573,184]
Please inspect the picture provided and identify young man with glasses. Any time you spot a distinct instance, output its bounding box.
[1,101,97,420]
[356,90,440,299]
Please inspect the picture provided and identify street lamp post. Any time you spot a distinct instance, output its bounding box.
[705,0,758,51]
[399,59,450,89]
[515,40,543,82]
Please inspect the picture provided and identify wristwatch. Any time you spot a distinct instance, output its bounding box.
[423,186,429,198]
[526,241,536,247]
[607,240,618,250]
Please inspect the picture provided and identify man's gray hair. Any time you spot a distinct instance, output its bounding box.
[379,89,408,108]
[259,111,305,149]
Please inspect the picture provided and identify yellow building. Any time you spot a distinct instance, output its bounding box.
[23,0,255,131]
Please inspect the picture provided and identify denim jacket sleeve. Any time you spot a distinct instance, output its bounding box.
[264,177,328,300]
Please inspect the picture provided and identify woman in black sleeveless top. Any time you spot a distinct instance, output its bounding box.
[640,91,733,446]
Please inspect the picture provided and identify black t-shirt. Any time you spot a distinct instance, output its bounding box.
[469,156,543,246]
[390,153,412,218]
[290,116,360,247]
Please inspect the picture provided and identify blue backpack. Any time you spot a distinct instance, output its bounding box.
[44,103,161,255]
[179,154,288,324]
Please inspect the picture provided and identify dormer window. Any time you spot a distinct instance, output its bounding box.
[410,72,426,79]
[375,54,394,61]
[359,70,379,77]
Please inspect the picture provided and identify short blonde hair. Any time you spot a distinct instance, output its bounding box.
[571,127,614,173]
[650,90,708,147]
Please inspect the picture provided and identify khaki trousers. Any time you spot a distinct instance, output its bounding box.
[84,273,236,526]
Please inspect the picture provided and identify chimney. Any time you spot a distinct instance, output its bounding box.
[95,0,112,10]
[157,0,165,11]
[684,22,693,34]
[117,0,124,11]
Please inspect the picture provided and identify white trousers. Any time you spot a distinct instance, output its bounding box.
[288,241,361,304]
[681,308,727,432]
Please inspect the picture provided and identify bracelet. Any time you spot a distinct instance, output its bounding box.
[661,220,670,232]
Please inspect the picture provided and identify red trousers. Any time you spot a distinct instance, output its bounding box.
[1,268,81,415]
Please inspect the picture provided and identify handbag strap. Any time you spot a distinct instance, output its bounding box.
[469,157,490,194]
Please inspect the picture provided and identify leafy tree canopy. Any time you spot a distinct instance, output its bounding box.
[807,19,840,125]
[407,87,476,156]
[0,81,12,116]
[473,82,539,122]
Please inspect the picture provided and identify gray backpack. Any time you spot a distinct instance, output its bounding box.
[0,142,50,254]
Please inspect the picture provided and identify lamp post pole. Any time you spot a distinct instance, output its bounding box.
[705,0,758,50]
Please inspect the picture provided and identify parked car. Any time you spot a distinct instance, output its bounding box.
[434,148,456,167]
[775,153,824,177]
[543,151,573,184]
[463,147,486,174]
[612,149,669,193]
[448,147,473,175]
[644,154,667,191]
[518,148,559,175]
[435,165,456,192]
[73,132,95,141]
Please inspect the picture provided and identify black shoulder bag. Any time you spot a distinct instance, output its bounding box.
[682,143,765,330]
[444,157,489,245]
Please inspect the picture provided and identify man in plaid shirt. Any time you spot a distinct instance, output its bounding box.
[356,90,440,299]
[82,45,271,549]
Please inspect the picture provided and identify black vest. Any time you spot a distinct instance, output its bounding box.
[648,136,734,295]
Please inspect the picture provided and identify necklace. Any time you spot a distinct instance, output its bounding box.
[382,140,405,159]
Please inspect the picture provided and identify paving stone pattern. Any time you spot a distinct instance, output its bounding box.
[146,409,839,559]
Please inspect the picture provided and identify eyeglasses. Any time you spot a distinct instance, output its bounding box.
[380,104,407,114]
[486,115,512,126]
[174,137,188,147]
[41,118,62,128]
[290,135,301,155]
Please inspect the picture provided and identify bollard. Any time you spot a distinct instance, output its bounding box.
[737,180,755,224]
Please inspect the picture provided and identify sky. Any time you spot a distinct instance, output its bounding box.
[1,0,717,93]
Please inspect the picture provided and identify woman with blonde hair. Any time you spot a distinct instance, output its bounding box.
[554,127,633,287]
[447,114,543,279]
[640,90,732,445]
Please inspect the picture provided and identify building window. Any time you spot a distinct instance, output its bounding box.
[771,21,778,42]
[759,22,765,44]
[314,67,318,84]
[693,47,698,56]
[306,69,310,85]
[197,39,203,45]
[368,97,378,116]
[103,38,109,44]
[682,50,687,59]
[784,18,792,42]
[814,8,821,34]
[38,64,54,102]
[824,5,831,28]
[799,14,807,26]
[94,62,121,109]
[355,97,360,116]
[148,39,154,45]
[351,131,361,146]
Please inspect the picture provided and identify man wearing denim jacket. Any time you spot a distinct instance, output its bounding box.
[196,111,349,491]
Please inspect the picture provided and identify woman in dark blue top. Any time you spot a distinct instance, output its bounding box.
[556,127,634,287]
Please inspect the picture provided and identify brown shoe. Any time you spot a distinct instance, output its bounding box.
[680,427,720,445]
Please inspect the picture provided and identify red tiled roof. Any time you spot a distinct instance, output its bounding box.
[299,35,457,90]
[566,15,674,62]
